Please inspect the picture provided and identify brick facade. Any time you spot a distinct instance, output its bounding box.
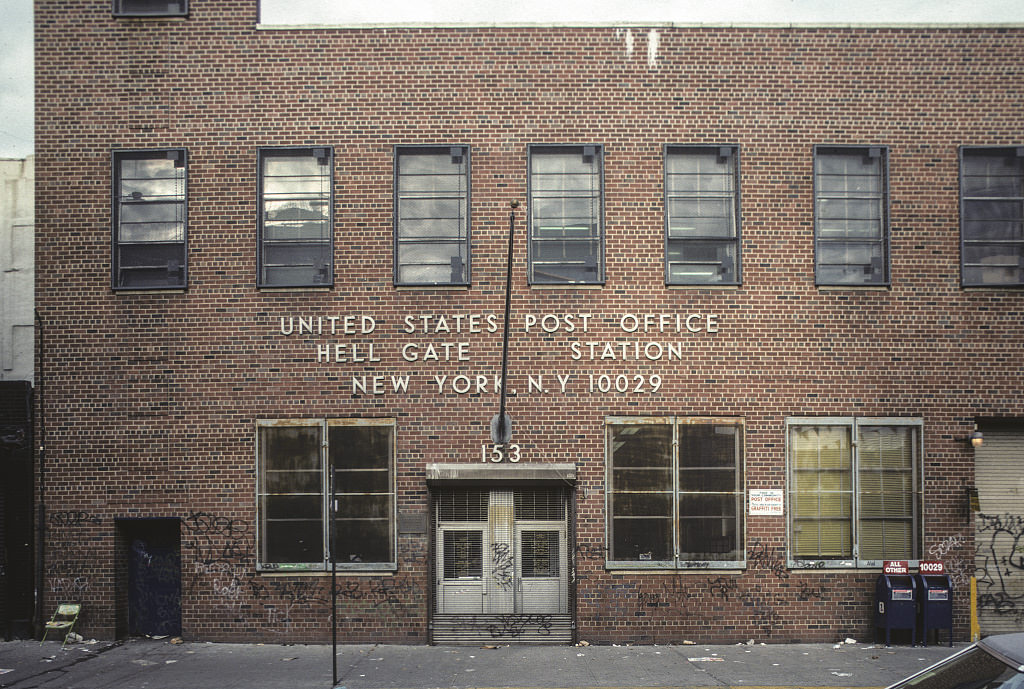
[35,0,1024,644]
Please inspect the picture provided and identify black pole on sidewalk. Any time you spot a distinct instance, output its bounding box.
[330,468,337,687]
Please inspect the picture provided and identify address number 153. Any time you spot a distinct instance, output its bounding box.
[482,444,521,463]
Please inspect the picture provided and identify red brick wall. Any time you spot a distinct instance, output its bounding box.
[34,0,1024,643]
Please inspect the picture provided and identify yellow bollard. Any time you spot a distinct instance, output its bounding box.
[970,576,980,642]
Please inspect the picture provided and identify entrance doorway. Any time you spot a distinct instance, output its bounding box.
[433,489,572,644]
[117,519,182,637]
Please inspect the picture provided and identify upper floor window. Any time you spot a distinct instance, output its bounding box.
[528,145,604,285]
[256,418,395,571]
[787,417,922,569]
[960,146,1024,287]
[814,146,889,286]
[394,146,470,286]
[112,149,187,290]
[664,145,741,285]
[606,417,744,569]
[113,0,188,17]
[258,148,333,287]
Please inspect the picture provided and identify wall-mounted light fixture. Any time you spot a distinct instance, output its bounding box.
[959,427,984,448]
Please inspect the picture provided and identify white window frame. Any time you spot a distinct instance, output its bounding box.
[786,416,923,570]
[605,416,746,570]
[255,418,396,572]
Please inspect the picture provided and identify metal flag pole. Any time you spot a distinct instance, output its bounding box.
[494,200,518,445]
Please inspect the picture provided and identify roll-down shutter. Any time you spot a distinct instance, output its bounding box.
[974,427,1024,635]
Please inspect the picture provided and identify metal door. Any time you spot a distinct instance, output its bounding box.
[124,519,181,637]
[435,489,567,616]
[515,523,567,613]
[437,526,485,614]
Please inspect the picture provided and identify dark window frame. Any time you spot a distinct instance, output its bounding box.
[813,145,891,287]
[663,144,742,286]
[112,148,188,290]
[605,416,745,570]
[257,147,334,288]
[255,418,396,572]
[393,145,471,287]
[112,0,188,17]
[527,144,605,285]
[959,146,1024,288]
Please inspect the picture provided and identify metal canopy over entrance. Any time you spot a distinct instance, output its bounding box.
[426,465,575,645]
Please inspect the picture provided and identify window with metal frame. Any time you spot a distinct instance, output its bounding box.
[113,0,188,16]
[606,417,745,568]
[112,149,187,290]
[394,146,470,286]
[664,146,741,285]
[256,419,395,571]
[960,146,1024,287]
[258,148,333,287]
[787,417,922,568]
[528,145,604,285]
[814,146,889,285]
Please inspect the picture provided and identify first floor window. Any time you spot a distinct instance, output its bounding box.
[258,148,333,287]
[787,417,922,568]
[814,146,889,285]
[256,419,395,571]
[528,145,604,284]
[606,417,744,568]
[113,149,187,289]
[960,146,1024,286]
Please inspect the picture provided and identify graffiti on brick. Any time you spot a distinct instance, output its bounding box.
[49,511,103,528]
[46,510,99,601]
[748,539,790,579]
[335,578,420,608]
[182,511,253,621]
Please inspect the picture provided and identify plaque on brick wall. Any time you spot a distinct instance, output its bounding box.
[398,509,427,534]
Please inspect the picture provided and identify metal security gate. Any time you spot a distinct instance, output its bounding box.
[432,489,572,644]
[974,425,1024,634]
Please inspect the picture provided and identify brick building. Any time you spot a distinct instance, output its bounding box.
[33,0,1024,645]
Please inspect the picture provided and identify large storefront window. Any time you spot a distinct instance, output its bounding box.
[787,417,922,568]
[606,417,744,568]
[256,419,395,571]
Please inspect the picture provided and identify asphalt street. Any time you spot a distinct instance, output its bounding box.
[0,637,963,689]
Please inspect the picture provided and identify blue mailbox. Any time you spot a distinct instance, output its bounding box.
[917,567,953,647]
[876,569,917,646]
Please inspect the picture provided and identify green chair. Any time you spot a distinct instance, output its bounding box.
[41,604,81,648]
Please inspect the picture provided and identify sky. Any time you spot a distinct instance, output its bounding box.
[1,0,1022,158]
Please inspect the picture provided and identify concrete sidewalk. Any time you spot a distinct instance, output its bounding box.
[0,637,961,689]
